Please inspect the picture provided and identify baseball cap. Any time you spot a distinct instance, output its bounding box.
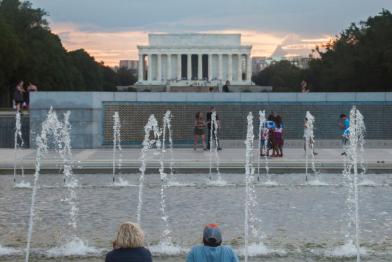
[203,224,222,245]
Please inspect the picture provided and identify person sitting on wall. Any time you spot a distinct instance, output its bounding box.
[300,80,309,93]
[186,224,239,262]
[105,222,152,262]
[25,82,38,109]
[14,80,25,112]
[222,80,230,92]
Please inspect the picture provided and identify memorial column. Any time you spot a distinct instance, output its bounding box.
[228,54,233,81]
[208,54,212,81]
[157,53,162,81]
[167,54,172,81]
[246,54,252,81]
[218,54,223,81]
[237,54,242,81]
[198,54,203,80]
[187,54,192,80]
[177,54,181,80]
[138,53,143,82]
[147,54,152,82]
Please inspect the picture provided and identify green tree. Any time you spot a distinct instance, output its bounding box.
[0,0,123,107]
[116,67,137,86]
[308,9,392,91]
[0,16,23,105]
[252,60,303,92]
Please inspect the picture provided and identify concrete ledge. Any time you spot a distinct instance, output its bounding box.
[31,92,392,107]
[1,147,391,172]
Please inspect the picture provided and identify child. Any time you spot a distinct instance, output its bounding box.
[274,115,284,157]
[260,127,269,156]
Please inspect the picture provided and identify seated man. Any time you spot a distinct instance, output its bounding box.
[186,224,239,262]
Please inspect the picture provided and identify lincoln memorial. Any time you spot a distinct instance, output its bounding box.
[136,33,252,87]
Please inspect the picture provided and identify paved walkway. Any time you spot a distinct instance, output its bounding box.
[1,147,391,171]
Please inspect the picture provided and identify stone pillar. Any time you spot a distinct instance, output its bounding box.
[147,54,152,82]
[177,54,181,80]
[208,54,212,81]
[246,54,252,81]
[198,54,203,80]
[237,54,242,81]
[218,54,223,81]
[157,54,162,82]
[167,54,172,81]
[228,54,233,81]
[187,54,192,80]
[138,54,143,82]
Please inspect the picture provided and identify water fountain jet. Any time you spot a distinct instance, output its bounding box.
[25,108,83,261]
[341,106,366,262]
[13,111,26,185]
[136,114,161,224]
[244,112,266,261]
[112,112,122,184]
[304,111,321,184]
[208,111,224,185]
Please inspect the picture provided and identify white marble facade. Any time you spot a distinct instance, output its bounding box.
[136,34,252,86]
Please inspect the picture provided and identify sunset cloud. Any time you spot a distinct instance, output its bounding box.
[31,0,391,66]
[52,24,331,66]
[52,23,148,66]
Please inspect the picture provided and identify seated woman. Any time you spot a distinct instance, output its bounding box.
[105,222,152,262]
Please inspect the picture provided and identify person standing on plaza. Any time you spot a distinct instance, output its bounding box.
[274,115,284,157]
[14,80,25,112]
[186,224,239,262]
[339,114,350,155]
[266,114,276,156]
[194,112,207,151]
[206,106,222,150]
[260,124,269,157]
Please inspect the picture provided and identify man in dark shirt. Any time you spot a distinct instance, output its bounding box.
[206,106,222,150]
[222,80,230,92]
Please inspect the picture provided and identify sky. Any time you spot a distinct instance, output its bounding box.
[30,0,392,66]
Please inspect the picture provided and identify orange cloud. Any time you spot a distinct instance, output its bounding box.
[52,23,148,66]
[51,23,331,67]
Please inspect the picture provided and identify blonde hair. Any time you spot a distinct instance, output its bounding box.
[114,222,145,248]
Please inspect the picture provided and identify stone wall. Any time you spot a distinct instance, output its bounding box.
[30,92,392,148]
[29,92,108,148]
[103,103,392,145]
[0,113,29,148]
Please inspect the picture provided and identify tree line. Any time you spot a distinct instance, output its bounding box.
[0,0,136,107]
[253,9,392,92]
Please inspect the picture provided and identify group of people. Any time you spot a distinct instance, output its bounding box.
[106,222,239,262]
[260,113,284,157]
[13,80,38,111]
[194,109,285,156]
[193,106,222,151]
